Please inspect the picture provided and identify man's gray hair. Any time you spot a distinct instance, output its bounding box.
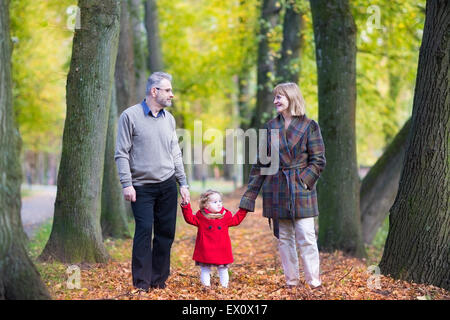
[146,72,172,95]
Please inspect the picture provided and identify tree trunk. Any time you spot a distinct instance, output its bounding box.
[116,0,137,113]
[0,0,50,299]
[360,118,411,244]
[101,86,130,239]
[276,1,304,84]
[310,0,366,257]
[145,0,163,72]
[250,0,281,130]
[379,0,450,290]
[129,0,148,99]
[244,0,281,179]
[144,0,186,127]
[115,0,138,220]
[39,0,120,263]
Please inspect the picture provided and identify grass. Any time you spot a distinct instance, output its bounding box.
[365,216,389,266]
[28,218,53,260]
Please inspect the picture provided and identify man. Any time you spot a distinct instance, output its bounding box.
[115,72,190,291]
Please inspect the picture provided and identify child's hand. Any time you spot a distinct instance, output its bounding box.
[181,200,190,206]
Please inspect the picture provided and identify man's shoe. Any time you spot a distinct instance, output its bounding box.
[131,287,149,294]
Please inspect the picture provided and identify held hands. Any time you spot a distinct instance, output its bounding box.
[180,186,190,204]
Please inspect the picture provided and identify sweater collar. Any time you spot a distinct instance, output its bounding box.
[142,99,165,118]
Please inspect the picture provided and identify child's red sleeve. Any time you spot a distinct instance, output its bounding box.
[180,203,199,226]
[228,208,248,227]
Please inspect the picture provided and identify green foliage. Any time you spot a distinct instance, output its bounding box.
[9,0,425,168]
[158,0,259,134]
[351,0,424,164]
[10,0,76,153]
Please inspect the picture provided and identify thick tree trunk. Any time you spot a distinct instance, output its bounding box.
[310,0,366,257]
[0,0,50,299]
[39,0,120,263]
[379,0,450,290]
[145,0,163,72]
[116,0,137,112]
[360,118,411,244]
[276,1,304,84]
[101,86,130,239]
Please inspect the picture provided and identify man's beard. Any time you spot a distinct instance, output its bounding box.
[156,95,172,107]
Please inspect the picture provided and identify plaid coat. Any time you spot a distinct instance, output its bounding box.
[239,114,326,237]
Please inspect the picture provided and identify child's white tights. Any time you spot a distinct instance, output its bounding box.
[200,266,229,288]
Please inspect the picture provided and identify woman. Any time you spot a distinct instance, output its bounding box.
[239,82,326,288]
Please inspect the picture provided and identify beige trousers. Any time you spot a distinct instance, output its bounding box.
[278,218,321,287]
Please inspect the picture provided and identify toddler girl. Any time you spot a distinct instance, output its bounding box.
[180,189,247,288]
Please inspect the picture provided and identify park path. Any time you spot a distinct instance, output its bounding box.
[21,185,56,238]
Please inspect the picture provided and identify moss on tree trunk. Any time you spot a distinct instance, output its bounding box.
[310,0,366,257]
[39,0,120,263]
[101,85,130,239]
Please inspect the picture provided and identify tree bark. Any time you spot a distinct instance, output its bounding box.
[101,85,130,239]
[310,0,366,257]
[276,1,304,84]
[360,118,411,244]
[39,0,120,263]
[145,0,163,72]
[116,0,137,113]
[379,0,450,290]
[0,0,50,299]
[114,0,137,220]
[129,0,148,98]
[250,0,281,130]
[244,0,281,180]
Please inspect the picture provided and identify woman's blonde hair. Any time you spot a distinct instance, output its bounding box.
[199,189,222,210]
[273,82,306,116]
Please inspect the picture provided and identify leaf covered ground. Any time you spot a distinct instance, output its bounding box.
[36,188,450,300]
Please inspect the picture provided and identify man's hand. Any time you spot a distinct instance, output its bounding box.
[180,186,190,204]
[123,186,136,202]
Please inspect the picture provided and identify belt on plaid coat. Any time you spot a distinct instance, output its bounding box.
[270,162,306,239]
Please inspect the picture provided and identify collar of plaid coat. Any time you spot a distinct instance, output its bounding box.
[268,113,311,164]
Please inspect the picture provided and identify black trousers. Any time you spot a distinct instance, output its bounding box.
[131,174,178,290]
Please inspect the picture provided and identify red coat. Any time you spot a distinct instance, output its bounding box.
[180,203,247,265]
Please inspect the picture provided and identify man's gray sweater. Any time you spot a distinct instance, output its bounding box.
[114,103,187,188]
